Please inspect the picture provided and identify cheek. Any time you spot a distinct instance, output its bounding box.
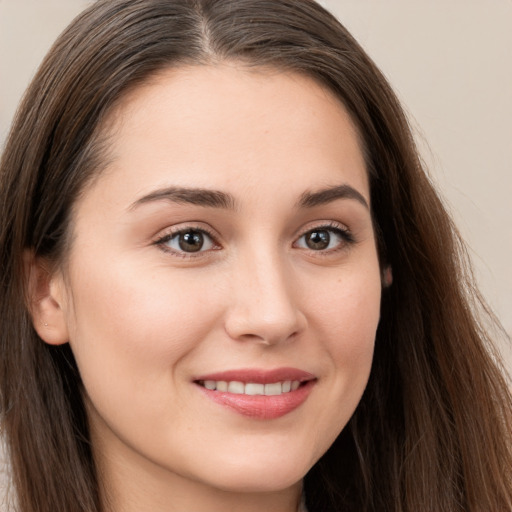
[289,266,381,466]
[333,286,379,357]
[65,258,221,397]
[315,262,381,348]
[314,267,381,398]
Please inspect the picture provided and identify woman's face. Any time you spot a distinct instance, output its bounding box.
[49,65,381,500]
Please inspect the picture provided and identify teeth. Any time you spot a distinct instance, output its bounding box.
[204,380,216,390]
[227,381,244,394]
[200,379,302,395]
[245,383,264,395]
[264,382,282,395]
[216,381,228,392]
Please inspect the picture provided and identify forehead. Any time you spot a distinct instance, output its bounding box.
[80,64,369,211]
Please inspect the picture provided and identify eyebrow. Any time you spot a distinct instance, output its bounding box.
[129,183,368,212]
[129,186,237,211]
[297,184,369,210]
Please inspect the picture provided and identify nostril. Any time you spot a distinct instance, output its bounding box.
[224,312,306,346]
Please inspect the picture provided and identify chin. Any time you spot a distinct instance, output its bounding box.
[195,446,315,493]
[209,469,305,494]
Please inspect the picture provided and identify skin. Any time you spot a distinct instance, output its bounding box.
[33,64,382,512]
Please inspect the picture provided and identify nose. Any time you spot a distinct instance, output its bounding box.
[224,251,307,346]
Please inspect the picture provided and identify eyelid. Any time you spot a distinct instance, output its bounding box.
[294,220,351,239]
[293,221,355,252]
[153,224,221,258]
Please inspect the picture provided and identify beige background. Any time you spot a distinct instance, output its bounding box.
[0,1,511,367]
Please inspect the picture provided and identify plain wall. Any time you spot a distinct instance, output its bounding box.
[0,1,510,368]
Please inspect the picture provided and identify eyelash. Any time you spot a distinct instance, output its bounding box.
[154,225,220,259]
[294,222,355,255]
[153,222,355,258]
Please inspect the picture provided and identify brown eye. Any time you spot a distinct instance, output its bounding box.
[161,229,215,254]
[295,225,352,252]
[305,230,331,250]
[179,230,205,252]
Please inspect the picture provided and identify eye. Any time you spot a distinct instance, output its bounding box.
[158,228,215,254]
[295,225,352,252]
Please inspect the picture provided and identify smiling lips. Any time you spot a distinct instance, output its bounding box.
[195,368,316,420]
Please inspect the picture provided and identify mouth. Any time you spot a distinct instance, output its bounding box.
[196,379,304,395]
[193,368,316,420]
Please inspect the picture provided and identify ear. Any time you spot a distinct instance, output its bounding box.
[382,265,393,288]
[24,251,70,345]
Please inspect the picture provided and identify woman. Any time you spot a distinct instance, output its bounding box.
[0,1,510,511]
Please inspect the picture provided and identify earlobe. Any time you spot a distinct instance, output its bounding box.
[24,251,70,346]
[382,265,393,288]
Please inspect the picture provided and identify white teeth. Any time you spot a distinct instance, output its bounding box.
[201,379,302,395]
[216,381,228,392]
[245,383,265,395]
[204,380,216,390]
[227,381,245,394]
[264,382,282,395]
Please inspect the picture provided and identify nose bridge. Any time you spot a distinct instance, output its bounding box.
[225,242,305,344]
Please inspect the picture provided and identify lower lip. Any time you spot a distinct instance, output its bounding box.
[196,381,315,420]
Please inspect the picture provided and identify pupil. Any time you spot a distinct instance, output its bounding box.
[307,230,330,250]
[179,231,204,252]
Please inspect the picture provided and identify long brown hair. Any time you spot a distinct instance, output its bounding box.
[1,1,510,511]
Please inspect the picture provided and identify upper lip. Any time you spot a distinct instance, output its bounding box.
[194,367,315,384]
